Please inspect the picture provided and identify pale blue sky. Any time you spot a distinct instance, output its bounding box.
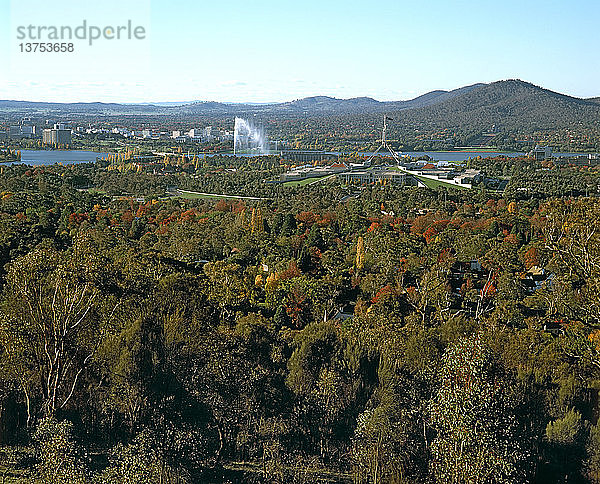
[0,0,598,103]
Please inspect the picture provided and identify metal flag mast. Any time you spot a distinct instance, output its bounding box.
[366,114,403,165]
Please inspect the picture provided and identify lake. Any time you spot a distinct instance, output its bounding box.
[399,151,526,161]
[11,149,589,166]
[219,150,587,162]
[12,150,110,166]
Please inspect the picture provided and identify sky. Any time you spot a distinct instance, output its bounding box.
[0,0,598,103]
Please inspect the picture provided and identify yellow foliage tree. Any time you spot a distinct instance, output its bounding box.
[265,273,278,291]
[356,236,365,270]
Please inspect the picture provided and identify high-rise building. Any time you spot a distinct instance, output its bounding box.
[9,121,36,139]
[21,125,35,138]
[188,128,202,139]
[42,129,53,144]
[202,126,214,141]
[530,145,552,161]
[42,125,72,146]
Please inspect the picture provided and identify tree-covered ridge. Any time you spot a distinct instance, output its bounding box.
[392,80,600,130]
[1,162,600,482]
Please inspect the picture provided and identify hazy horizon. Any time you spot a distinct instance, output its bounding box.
[1,0,599,103]
[1,79,598,106]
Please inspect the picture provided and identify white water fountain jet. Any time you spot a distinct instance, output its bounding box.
[233,117,268,155]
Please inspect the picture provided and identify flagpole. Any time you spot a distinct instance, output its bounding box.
[366,114,403,166]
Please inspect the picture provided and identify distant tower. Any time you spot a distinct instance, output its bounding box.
[366,115,403,165]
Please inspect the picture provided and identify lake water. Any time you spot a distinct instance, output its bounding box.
[11,149,589,166]
[399,151,525,161]
[405,151,587,161]
[216,150,521,161]
[352,150,584,161]
[11,150,110,166]
[219,150,587,162]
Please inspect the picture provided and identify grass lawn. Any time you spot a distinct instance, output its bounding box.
[173,190,267,201]
[416,176,469,190]
[283,174,333,187]
[176,191,229,200]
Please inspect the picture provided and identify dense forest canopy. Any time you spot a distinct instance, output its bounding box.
[0,156,599,482]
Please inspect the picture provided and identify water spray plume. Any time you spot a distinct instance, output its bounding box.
[233,117,268,155]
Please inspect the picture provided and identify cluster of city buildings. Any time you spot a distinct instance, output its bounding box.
[4,118,72,146]
[6,118,37,139]
[528,146,600,166]
[3,118,234,145]
[171,126,233,143]
[84,126,233,142]
[102,126,234,142]
[554,152,600,167]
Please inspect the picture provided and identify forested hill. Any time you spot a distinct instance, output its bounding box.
[268,83,485,114]
[391,79,600,130]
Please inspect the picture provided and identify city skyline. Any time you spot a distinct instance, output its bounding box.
[1,0,599,103]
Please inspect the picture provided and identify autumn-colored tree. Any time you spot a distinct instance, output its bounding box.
[251,207,264,234]
[522,246,540,269]
[355,236,365,271]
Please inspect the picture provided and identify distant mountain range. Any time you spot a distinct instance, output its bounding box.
[1,80,599,132]
[264,84,485,114]
[0,100,161,115]
[0,83,486,115]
